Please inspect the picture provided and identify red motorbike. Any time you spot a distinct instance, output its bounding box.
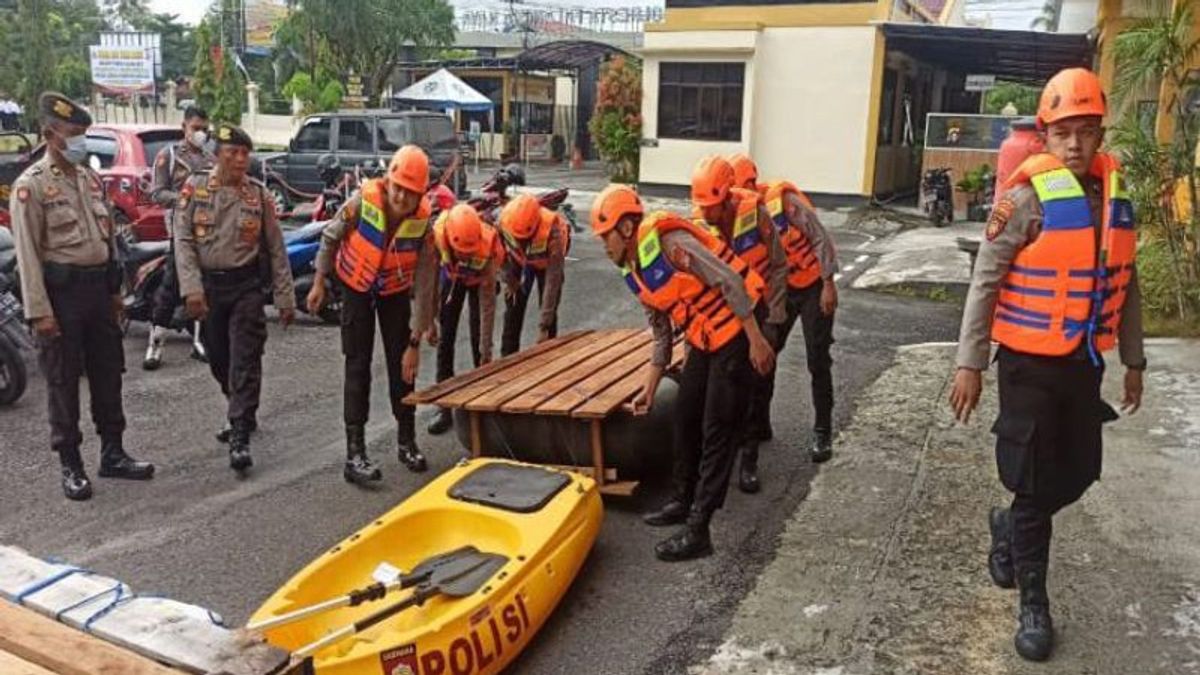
[468,164,577,231]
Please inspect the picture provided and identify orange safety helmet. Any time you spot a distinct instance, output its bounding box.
[1037,68,1107,128]
[691,156,735,207]
[443,204,485,255]
[728,153,758,189]
[590,185,644,236]
[499,193,542,239]
[387,145,429,193]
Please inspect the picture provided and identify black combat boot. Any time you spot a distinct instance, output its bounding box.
[216,416,257,443]
[427,408,453,435]
[98,438,155,480]
[397,430,427,473]
[988,507,1016,589]
[228,419,253,472]
[654,513,713,562]
[642,498,690,526]
[811,428,834,464]
[1014,566,1054,662]
[343,424,382,485]
[738,444,761,494]
[59,447,93,501]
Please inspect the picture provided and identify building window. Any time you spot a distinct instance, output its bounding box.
[658,62,744,141]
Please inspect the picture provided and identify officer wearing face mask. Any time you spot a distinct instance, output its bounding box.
[9,92,155,501]
[143,105,216,371]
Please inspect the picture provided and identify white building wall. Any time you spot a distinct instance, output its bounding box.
[639,25,878,195]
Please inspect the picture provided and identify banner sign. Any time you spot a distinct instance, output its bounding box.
[90,45,155,96]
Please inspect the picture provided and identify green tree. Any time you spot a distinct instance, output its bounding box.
[1030,0,1063,31]
[588,56,642,183]
[288,0,455,104]
[1108,0,1200,326]
[15,0,55,128]
[135,12,196,82]
[983,81,1040,115]
[192,18,243,126]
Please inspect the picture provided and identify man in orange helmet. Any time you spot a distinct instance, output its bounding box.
[948,68,1145,662]
[496,193,569,356]
[426,204,504,436]
[690,156,789,493]
[727,153,840,481]
[591,185,775,561]
[307,145,439,484]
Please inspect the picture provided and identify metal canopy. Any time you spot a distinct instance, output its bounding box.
[879,23,1094,85]
[516,39,635,70]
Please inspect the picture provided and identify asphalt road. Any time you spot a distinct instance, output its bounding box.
[0,218,962,674]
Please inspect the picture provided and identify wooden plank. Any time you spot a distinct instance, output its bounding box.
[499,331,654,414]
[598,480,640,497]
[534,340,654,416]
[573,365,649,419]
[464,329,642,412]
[0,601,183,675]
[403,331,591,405]
[436,333,602,409]
[0,650,59,675]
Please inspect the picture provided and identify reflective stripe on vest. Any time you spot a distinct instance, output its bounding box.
[699,188,769,280]
[991,153,1137,360]
[761,181,821,289]
[433,213,500,287]
[335,179,430,296]
[623,212,764,353]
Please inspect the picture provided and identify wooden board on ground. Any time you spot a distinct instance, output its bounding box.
[0,649,60,675]
[402,331,590,405]
[0,601,183,675]
[464,329,642,412]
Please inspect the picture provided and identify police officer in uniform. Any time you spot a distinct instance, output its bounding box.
[307,145,438,483]
[949,68,1145,662]
[9,92,154,500]
[496,194,568,356]
[175,124,295,472]
[690,156,789,493]
[591,185,775,561]
[143,105,215,370]
[728,154,840,482]
[426,204,503,436]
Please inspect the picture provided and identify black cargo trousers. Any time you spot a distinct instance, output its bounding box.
[992,346,1115,578]
[200,265,267,424]
[340,286,416,440]
[671,331,755,523]
[38,264,126,463]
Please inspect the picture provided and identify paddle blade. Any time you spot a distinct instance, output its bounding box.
[403,545,483,585]
[430,552,508,597]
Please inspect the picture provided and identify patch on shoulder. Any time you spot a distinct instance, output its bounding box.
[987,196,1015,241]
[16,186,30,202]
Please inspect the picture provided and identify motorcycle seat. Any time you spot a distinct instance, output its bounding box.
[125,240,169,265]
[284,219,327,245]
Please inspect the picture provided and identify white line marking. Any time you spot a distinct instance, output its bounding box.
[855,233,878,251]
[855,254,869,263]
[844,265,856,273]
[565,256,580,262]
[834,273,844,282]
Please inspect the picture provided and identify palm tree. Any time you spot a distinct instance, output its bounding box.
[1030,0,1063,31]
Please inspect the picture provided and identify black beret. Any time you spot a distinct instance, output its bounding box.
[38,92,92,127]
[214,124,253,150]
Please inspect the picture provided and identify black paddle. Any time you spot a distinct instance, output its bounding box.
[246,546,487,632]
[290,551,508,660]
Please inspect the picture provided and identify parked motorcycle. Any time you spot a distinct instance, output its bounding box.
[0,270,32,406]
[115,233,196,341]
[922,167,954,227]
[468,164,578,231]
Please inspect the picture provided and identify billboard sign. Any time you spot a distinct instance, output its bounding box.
[90,45,155,96]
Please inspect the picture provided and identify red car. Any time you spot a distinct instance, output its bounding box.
[0,125,183,241]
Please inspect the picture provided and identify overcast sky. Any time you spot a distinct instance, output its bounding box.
[150,0,1038,30]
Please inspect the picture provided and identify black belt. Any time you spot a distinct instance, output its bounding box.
[43,261,116,290]
[201,261,261,288]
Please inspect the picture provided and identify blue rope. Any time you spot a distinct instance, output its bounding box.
[14,566,88,603]
[55,582,126,622]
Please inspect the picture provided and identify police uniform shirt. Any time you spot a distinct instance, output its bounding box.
[9,156,114,319]
[173,168,296,310]
[150,140,215,210]
[500,217,568,333]
[956,179,1145,371]
[314,192,439,337]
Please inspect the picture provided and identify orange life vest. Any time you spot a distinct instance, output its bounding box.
[759,181,822,289]
[623,211,764,353]
[433,213,504,287]
[697,188,772,281]
[335,179,432,296]
[502,207,570,271]
[991,152,1137,360]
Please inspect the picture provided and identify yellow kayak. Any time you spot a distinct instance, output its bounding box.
[249,459,602,674]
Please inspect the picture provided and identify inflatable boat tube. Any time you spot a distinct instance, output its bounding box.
[451,377,678,479]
